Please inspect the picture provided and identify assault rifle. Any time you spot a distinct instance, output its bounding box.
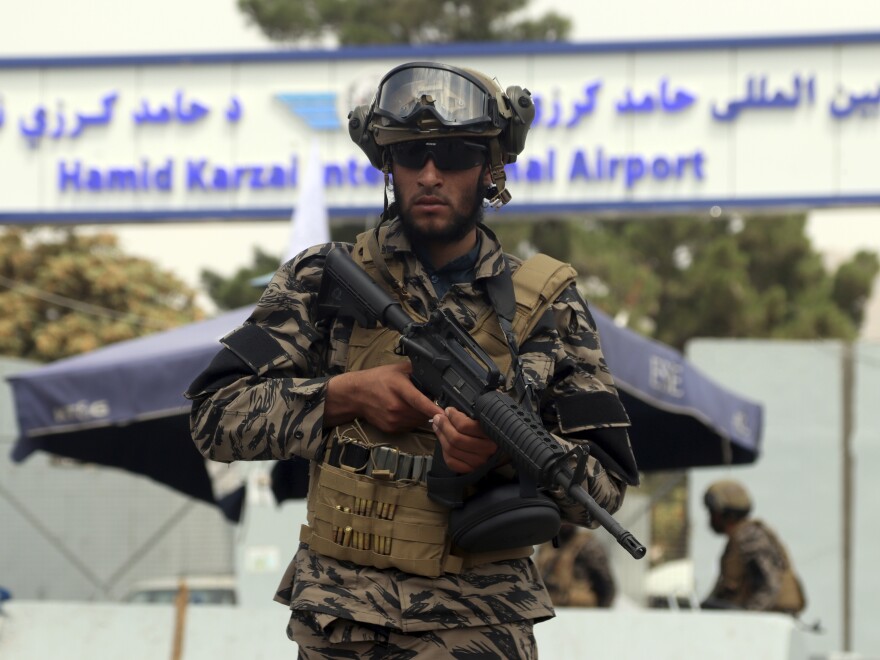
[318,247,646,560]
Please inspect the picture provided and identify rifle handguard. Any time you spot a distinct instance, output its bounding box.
[475,390,647,560]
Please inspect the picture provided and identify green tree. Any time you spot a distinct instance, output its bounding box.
[200,247,282,311]
[0,228,204,362]
[497,212,879,565]
[831,250,880,327]
[238,0,572,45]
[493,213,879,350]
[200,222,368,311]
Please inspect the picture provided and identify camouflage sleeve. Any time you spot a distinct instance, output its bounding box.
[521,283,638,525]
[545,445,626,526]
[738,523,784,610]
[188,242,349,463]
[704,565,734,604]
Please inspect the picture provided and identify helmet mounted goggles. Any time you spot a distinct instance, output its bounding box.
[373,62,501,136]
[348,61,535,207]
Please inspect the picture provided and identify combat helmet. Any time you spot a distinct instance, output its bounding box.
[704,479,753,516]
[347,61,535,207]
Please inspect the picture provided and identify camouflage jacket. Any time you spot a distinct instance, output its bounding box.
[706,518,806,614]
[187,218,638,631]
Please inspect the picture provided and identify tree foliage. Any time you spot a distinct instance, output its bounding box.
[203,215,879,350]
[0,228,204,362]
[200,247,282,311]
[493,214,879,350]
[199,223,368,310]
[237,0,572,45]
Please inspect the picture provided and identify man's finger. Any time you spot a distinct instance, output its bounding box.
[436,436,485,472]
[410,392,443,418]
[443,407,485,437]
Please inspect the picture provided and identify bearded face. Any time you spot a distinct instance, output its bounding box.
[387,138,489,252]
[393,171,486,246]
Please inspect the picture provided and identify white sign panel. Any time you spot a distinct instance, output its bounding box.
[1,34,880,223]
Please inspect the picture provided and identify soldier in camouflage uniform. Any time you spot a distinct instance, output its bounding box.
[701,480,806,615]
[186,61,639,658]
[535,524,616,608]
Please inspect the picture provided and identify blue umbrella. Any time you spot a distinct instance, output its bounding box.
[9,306,249,437]
[593,308,762,469]
[6,303,762,519]
[7,307,256,521]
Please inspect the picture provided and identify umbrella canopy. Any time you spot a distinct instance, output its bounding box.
[7,303,762,519]
[7,307,255,519]
[9,306,249,437]
[593,308,762,469]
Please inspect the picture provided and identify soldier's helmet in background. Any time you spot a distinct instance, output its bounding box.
[704,479,753,516]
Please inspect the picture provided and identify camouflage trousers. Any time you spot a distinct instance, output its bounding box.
[289,610,539,659]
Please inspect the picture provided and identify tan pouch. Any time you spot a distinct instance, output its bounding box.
[302,461,458,577]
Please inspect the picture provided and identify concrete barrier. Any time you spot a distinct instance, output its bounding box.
[0,600,808,659]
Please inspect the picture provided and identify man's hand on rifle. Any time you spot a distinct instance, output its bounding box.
[325,362,443,432]
[432,407,499,474]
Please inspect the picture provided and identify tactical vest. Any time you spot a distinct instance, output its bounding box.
[299,227,577,577]
[721,520,806,614]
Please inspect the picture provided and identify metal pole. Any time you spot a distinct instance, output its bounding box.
[841,342,854,652]
[170,578,189,660]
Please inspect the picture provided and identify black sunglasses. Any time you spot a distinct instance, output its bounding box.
[389,138,487,171]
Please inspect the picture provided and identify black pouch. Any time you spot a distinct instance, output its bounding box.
[449,482,561,552]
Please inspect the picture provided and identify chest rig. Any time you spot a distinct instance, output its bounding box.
[300,226,577,577]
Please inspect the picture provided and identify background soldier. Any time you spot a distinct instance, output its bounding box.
[701,479,806,615]
[187,61,639,658]
[535,524,616,608]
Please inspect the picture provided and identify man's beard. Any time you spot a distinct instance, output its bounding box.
[394,178,486,245]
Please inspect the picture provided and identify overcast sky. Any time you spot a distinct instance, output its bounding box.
[5,1,880,55]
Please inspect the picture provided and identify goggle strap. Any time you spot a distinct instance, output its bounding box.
[380,164,398,225]
[486,139,511,207]
[381,171,391,222]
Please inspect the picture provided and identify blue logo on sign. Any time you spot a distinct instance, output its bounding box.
[275,92,341,130]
